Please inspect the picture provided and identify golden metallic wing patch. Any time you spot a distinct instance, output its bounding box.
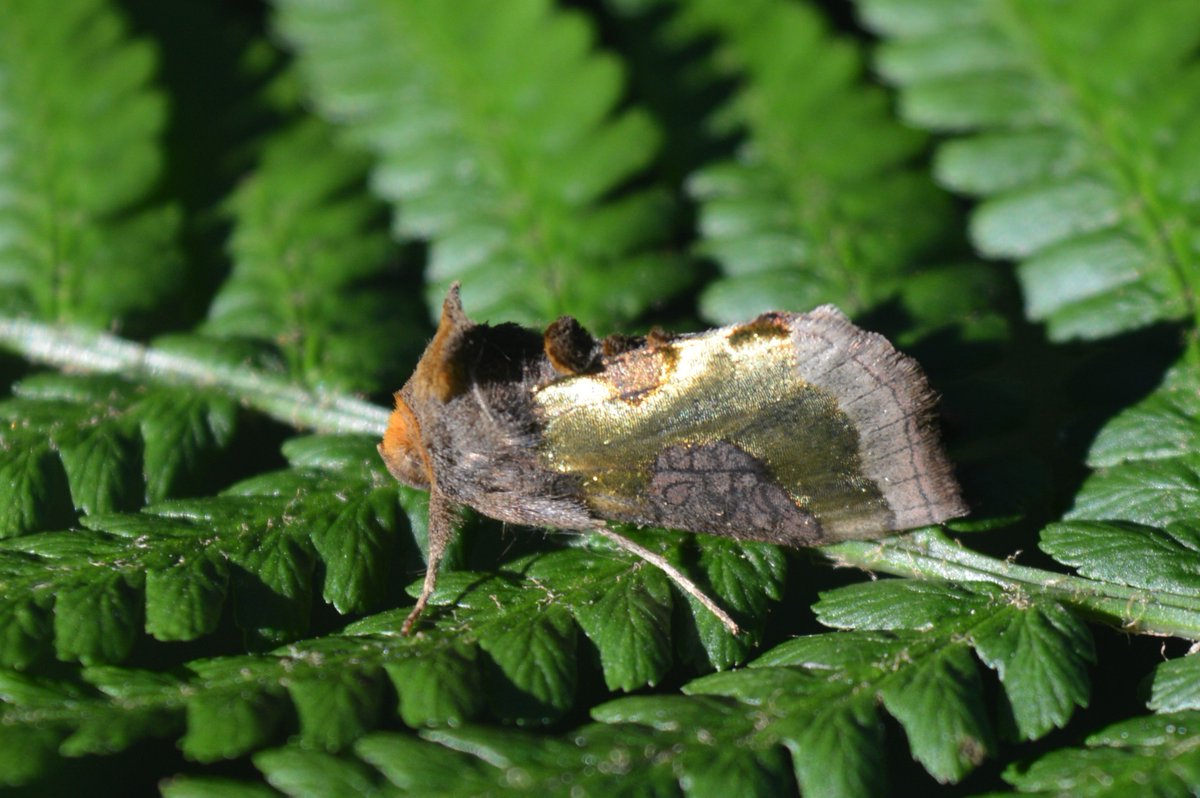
[531,310,925,544]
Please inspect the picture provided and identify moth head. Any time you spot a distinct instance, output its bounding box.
[379,394,431,488]
[378,283,475,489]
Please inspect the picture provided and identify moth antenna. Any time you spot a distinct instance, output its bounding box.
[591,526,742,636]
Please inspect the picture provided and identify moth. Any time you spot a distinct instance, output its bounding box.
[379,283,967,635]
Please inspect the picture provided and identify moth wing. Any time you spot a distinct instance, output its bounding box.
[532,309,965,546]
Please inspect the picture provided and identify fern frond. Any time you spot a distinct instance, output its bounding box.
[220,581,1090,795]
[0,373,236,539]
[858,0,1200,340]
[0,0,184,331]
[6,3,1199,793]
[0,529,783,785]
[0,435,412,667]
[272,0,689,329]
[660,0,954,322]
[205,118,420,393]
[391,528,785,685]
[0,635,407,782]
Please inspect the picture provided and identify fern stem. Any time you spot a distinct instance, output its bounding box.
[0,316,391,435]
[826,529,1200,640]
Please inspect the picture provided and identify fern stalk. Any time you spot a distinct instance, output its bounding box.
[0,317,388,435]
[828,530,1200,639]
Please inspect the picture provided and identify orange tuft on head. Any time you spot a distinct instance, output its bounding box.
[378,395,434,489]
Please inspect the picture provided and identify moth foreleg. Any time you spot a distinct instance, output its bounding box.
[401,485,456,635]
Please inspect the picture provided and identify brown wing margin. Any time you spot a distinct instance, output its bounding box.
[789,306,967,530]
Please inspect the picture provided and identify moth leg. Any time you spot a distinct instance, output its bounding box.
[401,486,456,635]
[591,526,742,636]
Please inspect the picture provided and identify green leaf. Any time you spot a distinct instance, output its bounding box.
[813,577,984,630]
[885,646,994,781]
[783,700,884,798]
[0,725,63,788]
[594,531,786,671]
[1050,362,1200,608]
[566,558,674,692]
[356,733,496,795]
[0,532,135,665]
[59,667,182,756]
[255,747,380,798]
[604,666,887,795]
[1002,711,1200,797]
[678,744,793,797]
[1039,361,1200,652]
[1150,655,1200,713]
[815,579,1092,743]
[1042,521,1200,593]
[0,435,413,665]
[0,442,74,538]
[422,722,706,796]
[690,536,786,640]
[861,0,1200,341]
[971,601,1093,741]
[181,663,290,762]
[1068,456,1200,527]
[286,665,385,751]
[306,489,396,615]
[136,387,238,501]
[738,632,991,786]
[0,591,52,670]
[52,569,144,665]
[281,433,400,480]
[381,640,485,728]
[476,603,578,723]
[183,502,318,648]
[0,373,239,537]
[0,531,783,785]
[56,425,142,516]
[301,594,1084,797]
[143,555,229,642]
[161,776,282,798]
[274,0,688,329]
[1087,364,1200,468]
[403,529,783,713]
[0,669,160,783]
